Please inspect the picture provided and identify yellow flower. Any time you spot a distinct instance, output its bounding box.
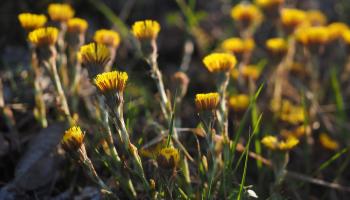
[262,135,299,151]
[79,43,111,67]
[266,38,288,54]
[67,18,88,34]
[156,147,180,169]
[281,8,306,30]
[132,20,160,40]
[195,93,220,111]
[342,29,350,45]
[328,22,349,41]
[241,65,261,80]
[261,136,279,150]
[94,29,121,48]
[281,125,309,138]
[203,53,237,73]
[306,10,327,26]
[278,136,299,151]
[221,37,255,55]
[295,26,329,46]
[48,3,74,22]
[94,71,128,93]
[62,126,84,151]
[229,94,249,112]
[280,100,305,125]
[231,68,240,80]
[231,3,262,27]
[18,13,47,31]
[28,27,59,47]
[319,133,339,150]
[255,0,284,9]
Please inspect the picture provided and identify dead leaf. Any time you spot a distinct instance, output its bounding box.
[14,122,67,190]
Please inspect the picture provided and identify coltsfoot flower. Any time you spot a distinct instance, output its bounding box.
[18,13,47,32]
[221,37,255,56]
[241,65,261,80]
[319,133,339,150]
[203,53,237,73]
[156,147,180,169]
[281,125,309,139]
[79,43,111,77]
[295,26,329,47]
[132,20,160,41]
[255,0,284,9]
[262,135,299,151]
[62,126,84,151]
[28,27,59,47]
[171,71,190,99]
[195,93,220,111]
[28,27,59,61]
[231,3,262,29]
[67,18,88,34]
[229,94,249,112]
[48,3,74,22]
[255,0,283,18]
[328,22,349,41]
[281,8,306,33]
[94,29,121,48]
[266,38,288,55]
[279,100,305,125]
[94,71,128,93]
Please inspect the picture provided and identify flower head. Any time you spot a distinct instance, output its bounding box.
[94,71,128,93]
[231,3,262,28]
[266,38,288,54]
[281,125,309,138]
[328,22,349,41]
[280,100,305,125]
[195,93,220,111]
[132,20,160,41]
[229,94,249,112]
[221,37,255,55]
[62,126,84,151]
[306,10,327,26]
[67,18,88,34]
[48,3,74,22]
[295,26,329,46]
[281,8,306,32]
[79,43,111,68]
[94,29,121,48]
[262,135,299,151]
[203,53,237,73]
[319,133,339,151]
[28,27,59,47]
[156,147,180,169]
[255,0,284,9]
[18,13,47,31]
[241,65,261,80]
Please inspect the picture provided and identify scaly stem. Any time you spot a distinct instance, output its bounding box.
[216,72,230,136]
[78,145,113,195]
[145,39,192,186]
[30,47,48,127]
[147,48,170,120]
[45,57,72,124]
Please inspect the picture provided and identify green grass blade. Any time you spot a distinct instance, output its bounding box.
[229,83,264,168]
[237,114,263,200]
[330,67,346,121]
[315,147,349,174]
[166,89,178,147]
[87,0,130,38]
